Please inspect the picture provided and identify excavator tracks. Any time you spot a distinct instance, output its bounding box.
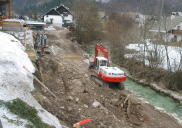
[91,75,109,88]
[91,74,124,90]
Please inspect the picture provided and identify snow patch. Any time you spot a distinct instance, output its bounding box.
[0,32,62,128]
[126,39,182,71]
[44,26,56,31]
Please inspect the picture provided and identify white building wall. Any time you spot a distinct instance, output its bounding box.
[64,14,73,23]
[44,15,63,27]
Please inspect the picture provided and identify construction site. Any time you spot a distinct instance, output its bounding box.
[30,27,182,128]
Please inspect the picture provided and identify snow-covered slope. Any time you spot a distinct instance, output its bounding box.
[125,39,182,71]
[0,32,62,128]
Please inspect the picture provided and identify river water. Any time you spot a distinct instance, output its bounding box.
[87,48,182,122]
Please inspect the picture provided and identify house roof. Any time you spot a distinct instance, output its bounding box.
[3,19,24,23]
[151,16,182,32]
[42,5,72,20]
[42,8,63,18]
[165,16,182,31]
[56,5,71,14]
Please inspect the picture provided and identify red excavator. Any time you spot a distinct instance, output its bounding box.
[89,44,126,89]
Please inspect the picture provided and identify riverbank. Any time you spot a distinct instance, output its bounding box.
[119,66,182,104]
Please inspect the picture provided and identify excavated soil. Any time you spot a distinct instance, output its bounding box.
[33,28,182,128]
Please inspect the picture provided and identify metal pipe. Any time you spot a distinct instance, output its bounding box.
[8,0,11,19]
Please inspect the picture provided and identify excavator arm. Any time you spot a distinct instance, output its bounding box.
[93,44,109,67]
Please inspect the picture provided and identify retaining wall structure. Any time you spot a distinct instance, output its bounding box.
[8,30,34,49]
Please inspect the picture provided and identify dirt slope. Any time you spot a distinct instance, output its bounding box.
[34,28,182,128]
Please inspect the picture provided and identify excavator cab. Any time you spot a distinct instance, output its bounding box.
[94,57,108,74]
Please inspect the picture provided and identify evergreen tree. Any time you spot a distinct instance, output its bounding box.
[34,10,38,21]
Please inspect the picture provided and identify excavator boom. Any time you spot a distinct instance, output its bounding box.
[93,44,109,66]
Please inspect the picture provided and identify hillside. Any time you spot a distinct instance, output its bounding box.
[12,0,73,15]
[12,0,182,16]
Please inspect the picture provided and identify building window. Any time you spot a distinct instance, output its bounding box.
[174,35,177,42]
[46,15,48,17]
[178,26,180,30]
[63,13,68,16]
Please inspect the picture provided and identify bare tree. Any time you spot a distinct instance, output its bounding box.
[106,12,134,65]
[73,0,102,44]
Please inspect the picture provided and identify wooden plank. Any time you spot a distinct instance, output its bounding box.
[130,121,141,126]
[3,24,22,31]
[115,96,125,108]
[124,94,131,105]
[126,98,131,118]
[3,21,22,25]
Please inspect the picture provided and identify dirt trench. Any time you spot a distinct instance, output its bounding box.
[33,29,181,128]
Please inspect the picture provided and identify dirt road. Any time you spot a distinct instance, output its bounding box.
[34,28,182,128]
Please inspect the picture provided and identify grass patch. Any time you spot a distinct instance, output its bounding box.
[2,114,23,126]
[5,98,55,128]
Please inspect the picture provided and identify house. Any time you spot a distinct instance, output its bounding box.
[42,4,73,27]
[150,12,182,42]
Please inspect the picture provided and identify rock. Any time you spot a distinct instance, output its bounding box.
[19,32,25,37]
[103,101,109,108]
[111,99,119,104]
[19,36,24,40]
[96,125,101,128]
[67,107,73,112]
[60,106,65,109]
[78,75,82,78]
[75,97,79,103]
[14,33,19,38]
[83,54,89,59]
[92,101,101,108]
[43,97,52,106]
[67,96,73,101]
[71,79,83,93]
[85,74,89,78]
[84,104,89,108]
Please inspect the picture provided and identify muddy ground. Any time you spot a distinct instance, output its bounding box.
[33,27,182,128]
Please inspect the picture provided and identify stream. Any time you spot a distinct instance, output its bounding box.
[87,48,182,122]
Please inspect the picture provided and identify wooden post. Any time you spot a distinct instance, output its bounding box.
[32,75,60,100]
[24,27,28,51]
[24,67,60,100]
